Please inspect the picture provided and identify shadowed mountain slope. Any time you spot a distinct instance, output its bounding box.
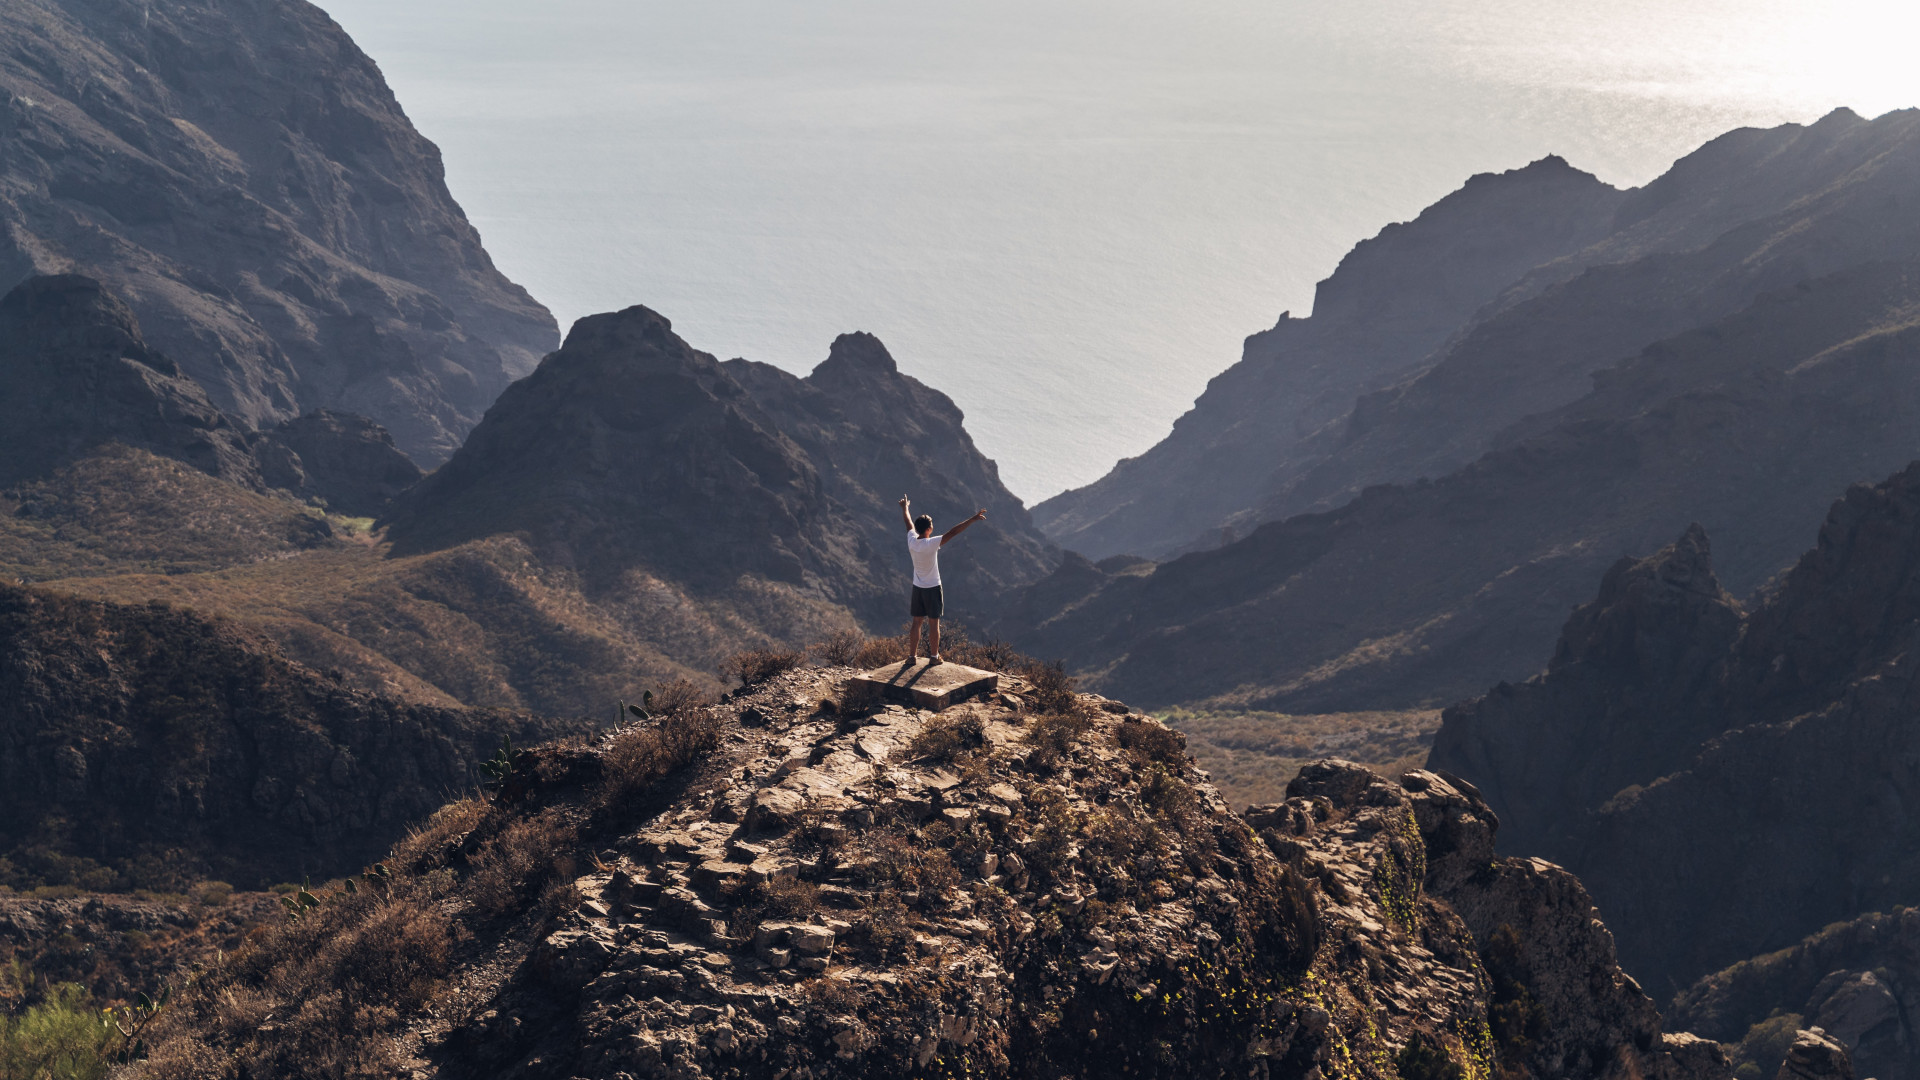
[0,0,558,463]
[1033,155,1625,560]
[723,331,1055,605]
[1004,252,1920,712]
[1431,461,1920,997]
[0,273,260,488]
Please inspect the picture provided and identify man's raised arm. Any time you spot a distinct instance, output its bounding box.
[941,509,987,546]
[900,495,914,532]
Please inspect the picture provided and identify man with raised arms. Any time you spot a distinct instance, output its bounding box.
[899,495,986,664]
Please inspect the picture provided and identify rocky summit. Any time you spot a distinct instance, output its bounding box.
[135,663,1732,1080]
[0,0,558,463]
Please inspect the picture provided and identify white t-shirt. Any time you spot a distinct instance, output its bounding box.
[907,529,942,588]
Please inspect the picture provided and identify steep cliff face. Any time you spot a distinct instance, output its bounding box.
[133,669,1728,1080]
[0,273,259,488]
[1430,462,1920,997]
[1427,525,1743,857]
[388,308,1054,631]
[1033,156,1625,560]
[0,583,589,891]
[0,0,558,463]
[1005,253,1920,713]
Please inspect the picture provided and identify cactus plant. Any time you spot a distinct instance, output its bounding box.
[479,735,522,789]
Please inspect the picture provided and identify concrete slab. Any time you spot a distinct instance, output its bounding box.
[852,659,999,711]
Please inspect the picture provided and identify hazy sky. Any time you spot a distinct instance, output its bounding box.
[322,0,1920,501]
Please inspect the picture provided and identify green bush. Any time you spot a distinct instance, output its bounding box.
[0,983,115,1080]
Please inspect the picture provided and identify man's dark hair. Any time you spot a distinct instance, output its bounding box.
[915,514,933,535]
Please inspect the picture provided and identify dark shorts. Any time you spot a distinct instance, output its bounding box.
[910,585,944,619]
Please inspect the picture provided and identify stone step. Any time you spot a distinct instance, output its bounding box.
[851,658,999,711]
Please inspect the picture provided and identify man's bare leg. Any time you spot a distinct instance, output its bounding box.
[909,616,925,661]
[928,618,941,663]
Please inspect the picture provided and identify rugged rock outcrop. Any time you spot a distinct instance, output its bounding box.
[1431,461,1920,997]
[253,409,425,516]
[387,307,1054,630]
[0,273,259,487]
[0,0,558,463]
[1426,525,1742,857]
[1034,155,1625,561]
[1778,1029,1855,1080]
[1675,907,1920,1080]
[138,668,1727,1079]
[0,582,590,889]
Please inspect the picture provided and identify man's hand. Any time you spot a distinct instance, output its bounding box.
[900,495,913,532]
[942,508,988,545]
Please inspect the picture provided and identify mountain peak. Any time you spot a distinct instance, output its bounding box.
[816,331,900,378]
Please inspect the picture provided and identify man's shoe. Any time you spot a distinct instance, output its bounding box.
[928,654,944,665]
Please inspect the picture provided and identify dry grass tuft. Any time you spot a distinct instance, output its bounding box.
[1023,711,1094,771]
[466,810,579,920]
[596,705,724,815]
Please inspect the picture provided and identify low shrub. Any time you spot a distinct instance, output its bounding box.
[598,707,723,812]
[722,648,804,687]
[0,982,115,1080]
[809,629,866,667]
[852,632,910,669]
[1024,710,1094,771]
[643,678,713,718]
[1395,1033,1465,1080]
[466,810,579,920]
[907,713,986,762]
[727,877,822,937]
[1018,659,1081,715]
[1115,717,1187,765]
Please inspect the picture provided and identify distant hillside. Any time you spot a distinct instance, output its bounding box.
[1040,108,1920,561]
[0,0,558,463]
[1006,111,1920,714]
[1430,460,1920,997]
[1034,154,1625,560]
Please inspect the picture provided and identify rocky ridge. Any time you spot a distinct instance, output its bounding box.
[140,664,1730,1080]
[1034,155,1625,561]
[1430,460,1920,997]
[0,0,559,462]
[386,306,1056,629]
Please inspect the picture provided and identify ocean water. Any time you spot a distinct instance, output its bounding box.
[321,0,1920,502]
